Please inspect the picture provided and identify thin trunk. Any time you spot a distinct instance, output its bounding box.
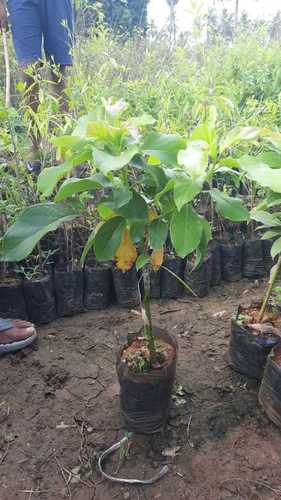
[2,31,11,108]
[142,267,156,363]
[259,256,281,321]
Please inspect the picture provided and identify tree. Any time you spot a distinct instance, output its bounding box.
[269,11,281,41]
[166,0,179,47]
[79,0,149,34]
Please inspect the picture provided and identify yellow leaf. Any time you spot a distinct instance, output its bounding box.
[151,247,164,271]
[115,229,137,272]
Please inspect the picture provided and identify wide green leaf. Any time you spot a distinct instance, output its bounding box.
[144,166,168,194]
[55,174,111,202]
[210,189,249,222]
[170,204,203,258]
[80,229,96,266]
[194,218,212,269]
[38,150,92,196]
[92,145,138,174]
[129,114,156,128]
[115,191,148,221]
[250,209,281,228]
[271,237,281,259]
[174,177,201,211]
[93,216,126,261]
[177,144,208,184]
[130,221,146,243]
[113,187,133,208]
[141,132,185,165]
[190,123,217,159]
[258,152,281,169]
[239,156,281,193]
[220,127,260,153]
[148,219,168,249]
[136,254,150,271]
[1,203,80,262]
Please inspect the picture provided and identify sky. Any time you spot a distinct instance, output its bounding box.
[148,0,281,31]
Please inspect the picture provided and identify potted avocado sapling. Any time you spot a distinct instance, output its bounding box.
[229,206,281,380]
[0,105,254,432]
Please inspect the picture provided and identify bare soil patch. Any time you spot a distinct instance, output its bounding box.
[1,280,281,500]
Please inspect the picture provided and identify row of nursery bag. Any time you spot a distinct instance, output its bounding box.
[0,236,273,325]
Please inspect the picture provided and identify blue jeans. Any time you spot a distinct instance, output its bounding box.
[8,0,74,66]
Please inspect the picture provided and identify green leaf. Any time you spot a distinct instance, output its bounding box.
[239,156,281,193]
[97,203,115,220]
[142,132,185,165]
[220,127,260,153]
[129,114,156,128]
[38,150,92,196]
[262,230,281,240]
[92,145,138,174]
[250,209,281,228]
[52,135,84,149]
[177,144,208,184]
[210,189,249,222]
[115,191,148,221]
[113,187,133,209]
[55,174,111,202]
[93,217,126,261]
[136,254,150,271]
[80,229,95,266]
[271,237,281,259]
[174,177,201,211]
[148,220,168,249]
[194,218,212,269]
[170,204,203,258]
[155,179,175,203]
[130,221,146,243]
[258,152,281,169]
[265,192,281,209]
[1,203,80,262]
[190,123,217,159]
[144,166,168,193]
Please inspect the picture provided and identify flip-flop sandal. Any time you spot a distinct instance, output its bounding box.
[0,319,38,354]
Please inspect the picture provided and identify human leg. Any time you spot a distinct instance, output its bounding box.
[8,0,43,159]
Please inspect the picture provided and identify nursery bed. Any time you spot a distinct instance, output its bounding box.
[1,280,281,500]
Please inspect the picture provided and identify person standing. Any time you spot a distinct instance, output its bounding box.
[0,0,74,165]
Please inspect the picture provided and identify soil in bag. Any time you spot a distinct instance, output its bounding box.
[184,252,212,298]
[229,305,281,380]
[161,256,184,299]
[209,240,222,286]
[112,267,139,308]
[219,238,243,282]
[84,264,113,310]
[23,273,56,325]
[0,277,28,320]
[242,239,265,279]
[259,344,281,429]
[117,327,178,434]
[55,268,84,317]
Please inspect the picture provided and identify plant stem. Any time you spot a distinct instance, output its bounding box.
[259,255,281,321]
[142,266,156,364]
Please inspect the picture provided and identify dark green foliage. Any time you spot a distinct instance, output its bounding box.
[77,0,148,34]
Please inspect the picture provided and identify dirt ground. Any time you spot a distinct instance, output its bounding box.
[1,280,281,500]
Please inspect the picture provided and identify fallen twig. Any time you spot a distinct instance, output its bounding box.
[186,416,194,448]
